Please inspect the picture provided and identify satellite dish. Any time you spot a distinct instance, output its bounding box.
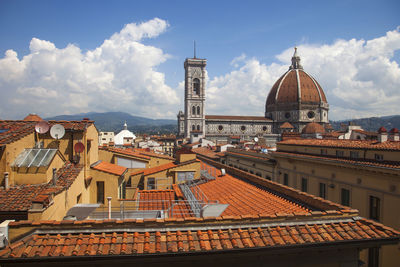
[254,137,259,142]
[35,121,50,134]
[50,124,65,140]
[74,142,85,153]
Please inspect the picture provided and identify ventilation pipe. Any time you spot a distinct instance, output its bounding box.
[221,169,226,176]
[52,168,57,186]
[4,172,9,190]
[107,197,112,219]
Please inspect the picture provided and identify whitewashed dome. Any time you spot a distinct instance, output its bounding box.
[114,122,136,145]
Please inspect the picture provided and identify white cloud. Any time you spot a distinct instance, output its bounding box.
[206,28,400,120]
[1,20,399,122]
[0,18,179,119]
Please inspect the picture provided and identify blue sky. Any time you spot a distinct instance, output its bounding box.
[0,0,399,120]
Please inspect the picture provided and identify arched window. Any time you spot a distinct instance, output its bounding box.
[197,125,200,131]
[197,106,200,115]
[192,106,196,115]
[192,125,195,131]
[193,78,200,95]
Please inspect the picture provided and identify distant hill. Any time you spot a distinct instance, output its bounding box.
[45,112,177,134]
[330,115,400,132]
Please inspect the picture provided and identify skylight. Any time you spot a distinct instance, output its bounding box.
[12,148,57,168]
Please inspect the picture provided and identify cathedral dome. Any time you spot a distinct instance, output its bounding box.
[301,122,325,134]
[23,113,42,121]
[266,48,327,109]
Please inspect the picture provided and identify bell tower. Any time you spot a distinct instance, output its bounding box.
[183,57,207,139]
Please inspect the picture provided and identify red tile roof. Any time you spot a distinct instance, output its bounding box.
[100,147,151,161]
[23,114,42,121]
[0,120,94,145]
[192,147,221,159]
[205,115,272,121]
[378,126,387,133]
[273,151,400,170]
[301,122,325,134]
[131,162,178,176]
[0,163,82,211]
[0,218,398,258]
[91,161,127,176]
[280,122,294,129]
[278,139,400,151]
[137,190,175,211]
[196,165,310,216]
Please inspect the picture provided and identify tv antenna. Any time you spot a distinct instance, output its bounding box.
[50,124,65,140]
[35,121,50,134]
[34,121,50,148]
[73,141,85,164]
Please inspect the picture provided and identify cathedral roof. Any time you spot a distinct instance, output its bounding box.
[302,122,326,134]
[266,48,327,107]
[23,113,42,121]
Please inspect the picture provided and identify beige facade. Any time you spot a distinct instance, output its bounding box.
[224,139,400,267]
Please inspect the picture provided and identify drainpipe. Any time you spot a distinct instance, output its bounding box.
[4,172,9,190]
[107,197,112,219]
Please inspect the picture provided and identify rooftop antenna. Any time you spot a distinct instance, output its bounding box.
[194,40,196,58]
[50,124,65,149]
[34,120,50,148]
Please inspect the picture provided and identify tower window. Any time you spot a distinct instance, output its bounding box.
[197,106,200,115]
[197,125,200,131]
[193,78,200,95]
[192,106,196,115]
[192,125,195,131]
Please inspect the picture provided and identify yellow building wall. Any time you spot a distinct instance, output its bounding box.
[142,161,201,190]
[89,169,121,207]
[274,152,400,267]
[147,157,174,168]
[0,133,36,186]
[28,167,89,221]
[13,153,65,185]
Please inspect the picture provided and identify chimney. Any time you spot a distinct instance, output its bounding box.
[4,172,9,190]
[377,127,388,143]
[389,128,399,141]
[52,168,57,186]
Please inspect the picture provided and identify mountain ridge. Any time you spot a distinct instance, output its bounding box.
[45,112,177,134]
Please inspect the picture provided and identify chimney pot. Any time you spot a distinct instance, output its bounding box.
[4,172,9,190]
[52,168,57,185]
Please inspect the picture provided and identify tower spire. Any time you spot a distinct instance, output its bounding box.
[194,40,196,58]
[289,47,303,70]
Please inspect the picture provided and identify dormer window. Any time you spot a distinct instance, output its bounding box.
[193,78,200,95]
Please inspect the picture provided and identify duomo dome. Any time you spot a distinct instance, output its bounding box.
[265,48,329,133]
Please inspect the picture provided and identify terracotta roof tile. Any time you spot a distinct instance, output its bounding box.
[0,163,82,211]
[273,151,400,169]
[278,138,400,151]
[131,162,177,176]
[280,122,294,129]
[0,120,94,145]
[23,114,42,121]
[192,147,221,159]
[1,218,398,259]
[91,161,127,176]
[99,147,151,160]
[196,163,311,216]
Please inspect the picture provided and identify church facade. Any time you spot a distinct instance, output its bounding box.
[177,48,329,143]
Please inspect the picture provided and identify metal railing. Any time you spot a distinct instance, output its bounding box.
[88,199,214,220]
